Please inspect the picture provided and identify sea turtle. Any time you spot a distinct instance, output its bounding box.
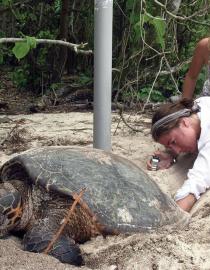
[0,146,189,265]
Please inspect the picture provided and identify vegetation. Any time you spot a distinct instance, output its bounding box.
[0,0,209,105]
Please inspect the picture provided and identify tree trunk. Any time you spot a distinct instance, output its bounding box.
[54,0,70,81]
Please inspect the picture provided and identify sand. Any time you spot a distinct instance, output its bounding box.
[0,111,209,270]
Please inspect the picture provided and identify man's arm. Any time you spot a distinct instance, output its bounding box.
[182,38,208,99]
[176,194,196,212]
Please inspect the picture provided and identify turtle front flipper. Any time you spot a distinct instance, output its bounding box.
[23,225,83,266]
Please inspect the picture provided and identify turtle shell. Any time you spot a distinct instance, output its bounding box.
[0,146,189,233]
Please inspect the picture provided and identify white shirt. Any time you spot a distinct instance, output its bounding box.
[175,97,210,201]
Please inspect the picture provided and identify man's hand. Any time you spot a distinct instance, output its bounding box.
[176,194,196,212]
[147,150,176,170]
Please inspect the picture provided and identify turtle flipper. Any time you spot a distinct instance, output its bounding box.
[23,227,83,266]
[48,236,83,265]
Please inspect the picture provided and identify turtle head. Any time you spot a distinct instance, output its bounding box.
[0,182,23,237]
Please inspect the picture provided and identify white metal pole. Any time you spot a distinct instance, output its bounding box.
[93,0,113,151]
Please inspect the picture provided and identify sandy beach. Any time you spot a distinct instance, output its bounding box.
[0,111,209,270]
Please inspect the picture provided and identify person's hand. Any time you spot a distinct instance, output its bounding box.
[176,194,196,212]
[147,150,176,170]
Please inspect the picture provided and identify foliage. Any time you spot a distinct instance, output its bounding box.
[12,36,37,59]
[113,0,210,104]
[77,73,93,86]
[122,86,165,104]
[0,0,209,103]
[140,12,166,50]
[0,0,94,93]
[12,66,29,89]
[136,88,165,102]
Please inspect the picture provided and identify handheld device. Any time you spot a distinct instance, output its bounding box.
[151,156,160,171]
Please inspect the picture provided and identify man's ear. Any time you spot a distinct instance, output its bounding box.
[179,117,190,128]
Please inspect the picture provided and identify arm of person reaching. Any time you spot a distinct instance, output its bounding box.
[175,141,210,212]
[176,194,196,212]
[182,38,209,99]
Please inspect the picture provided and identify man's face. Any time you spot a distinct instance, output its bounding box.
[157,118,198,155]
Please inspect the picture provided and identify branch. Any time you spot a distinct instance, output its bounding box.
[0,38,93,55]
[114,58,191,92]
[163,55,180,94]
[142,56,164,112]
[189,19,210,27]
[118,108,144,133]
[154,0,210,21]
[159,58,191,75]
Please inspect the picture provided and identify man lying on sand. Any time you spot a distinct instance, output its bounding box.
[148,97,210,213]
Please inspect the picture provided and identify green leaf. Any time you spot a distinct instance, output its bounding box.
[133,21,141,41]
[143,13,152,23]
[134,13,156,41]
[150,17,166,49]
[12,42,30,60]
[142,12,166,49]
[26,36,37,49]
[130,13,140,25]
[133,13,151,42]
